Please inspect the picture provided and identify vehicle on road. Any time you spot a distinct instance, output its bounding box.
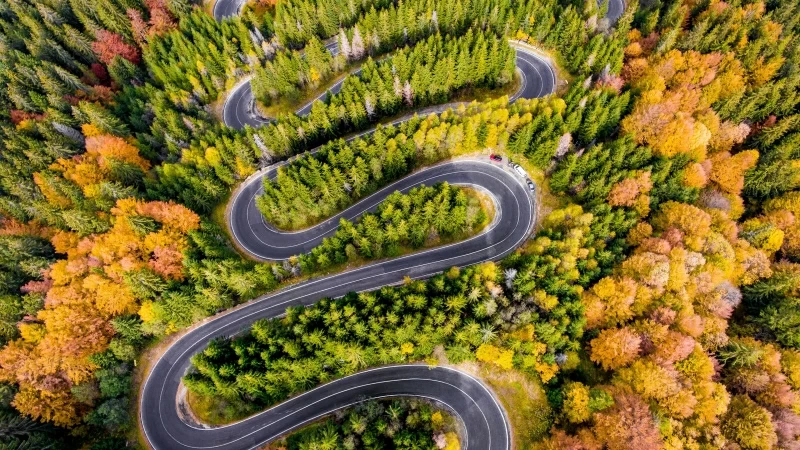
[146,160,529,450]
[142,0,625,447]
[512,163,527,178]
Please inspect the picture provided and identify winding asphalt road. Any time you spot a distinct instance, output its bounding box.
[605,0,626,23]
[142,159,529,449]
[222,40,341,129]
[212,0,245,19]
[223,44,556,130]
[232,160,530,260]
[218,0,624,129]
[140,2,627,449]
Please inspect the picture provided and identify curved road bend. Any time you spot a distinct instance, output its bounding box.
[223,46,556,130]
[213,0,244,19]
[141,160,530,449]
[145,364,509,450]
[222,39,343,128]
[232,160,530,260]
[605,0,625,23]
[140,2,626,449]
[217,0,626,129]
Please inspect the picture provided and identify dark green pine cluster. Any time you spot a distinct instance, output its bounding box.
[299,182,487,271]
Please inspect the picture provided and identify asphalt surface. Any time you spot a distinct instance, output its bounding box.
[510,48,557,103]
[223,45,555,130]
[231,160,531,260]
[212,0,244,19]
[605,0,626,24]
[142,158,530,449]
[141,2,625,449]
[143,363,509,450]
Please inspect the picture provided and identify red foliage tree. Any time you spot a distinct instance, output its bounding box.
[90,63,109,84]
[535,429,601,450]
[92,30,140,65]
[127,9,148,45]
[9,110,44,124]
[145,0,176,35]
[592,390,664,450]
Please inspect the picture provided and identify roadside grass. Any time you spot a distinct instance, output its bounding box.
[548,52,574,96]
[506,153,568,226]
[454,361,553,449]
[242,0,274,17]
[187,389,260,425]
[202,0,216,16]
[209,94,227,122]
[466,186,496,230]
[254,63,361,118]
[210,190,232,232]
[450,71,522,104]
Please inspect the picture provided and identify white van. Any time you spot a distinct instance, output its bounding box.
[513,164,527,178]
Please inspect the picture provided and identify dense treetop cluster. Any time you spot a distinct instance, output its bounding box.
[1,0,800,448]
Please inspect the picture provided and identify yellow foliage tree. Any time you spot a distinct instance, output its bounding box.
[0,198,199,426]
[50,134,151,197]
[582,276,638,329]
[589,328,641,370]
[476,344,514,370]
[563,382,592,423]
[709,150,759,195]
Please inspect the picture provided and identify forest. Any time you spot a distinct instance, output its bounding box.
[296,182,491,271]
[255,96,543,229]
[267,399,459,450]
[0,0,799,448]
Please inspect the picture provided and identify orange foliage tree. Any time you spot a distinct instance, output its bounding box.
[128,0,177,45]
[591,390,664,450]
[92,30,141,65]
[572,197,771,446]
[589,327,641,370]
[50,134,151,198]
[0,199,198,426]
[709,150,759,196]
[621,49,747,160]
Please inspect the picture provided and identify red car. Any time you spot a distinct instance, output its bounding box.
[490,154,502,162]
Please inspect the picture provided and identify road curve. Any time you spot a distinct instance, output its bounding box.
[231,160,531,260]
[141,159,530,449]
[140,2,625,449]
[605,0,626,24]
[144,364,509,450]
[217,0,625,129]
[223,46,556,130]
[212,0,244,20]
[222,40,342,129]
